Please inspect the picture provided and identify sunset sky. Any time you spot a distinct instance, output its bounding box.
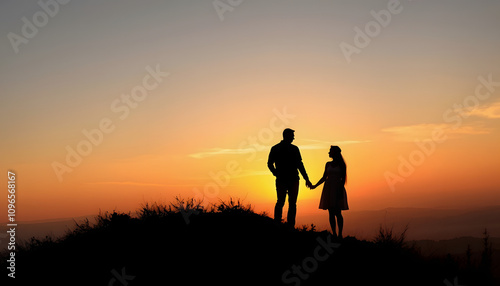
[1,0,499,226]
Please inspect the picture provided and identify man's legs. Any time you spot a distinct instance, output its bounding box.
[286,180,299,227]
[274,179,287,223]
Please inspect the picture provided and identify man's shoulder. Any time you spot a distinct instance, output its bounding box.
[272,142,299,149]
[271,141,300,152]
[269,143,282,155]
[271,141,286,148]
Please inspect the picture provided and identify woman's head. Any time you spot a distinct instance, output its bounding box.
[329,145,342,159]
[329,145,347,183]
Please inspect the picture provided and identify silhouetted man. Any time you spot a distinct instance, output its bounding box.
[268,128,312,227]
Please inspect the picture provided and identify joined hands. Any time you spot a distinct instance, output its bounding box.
[306,180,317,190]
[305,180,312,189]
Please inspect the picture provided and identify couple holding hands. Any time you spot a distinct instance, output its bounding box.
[267,128,348,239]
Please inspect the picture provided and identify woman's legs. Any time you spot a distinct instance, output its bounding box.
[328,208,343,239]
[328,208,337,237]
[336,210,344,239]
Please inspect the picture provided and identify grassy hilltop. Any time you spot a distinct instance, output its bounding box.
[1,198,496,285]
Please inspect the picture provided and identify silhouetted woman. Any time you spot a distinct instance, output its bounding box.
[311,146,349,239]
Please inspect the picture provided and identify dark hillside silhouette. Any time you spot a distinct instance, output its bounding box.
[1,198,496,286]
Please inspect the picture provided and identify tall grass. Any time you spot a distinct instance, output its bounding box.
[374,223,409,248]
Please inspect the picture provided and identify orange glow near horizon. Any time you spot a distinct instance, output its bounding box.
[4,120,500,225]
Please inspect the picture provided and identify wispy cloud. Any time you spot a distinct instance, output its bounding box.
[188,146,267,159]
[465,101,500,119]
[382,122,492,142]
[298,139,371,150]
[189,140,370,159]
[87,181,171,187]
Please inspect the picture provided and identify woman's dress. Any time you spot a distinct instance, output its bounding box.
[319,163,349,210]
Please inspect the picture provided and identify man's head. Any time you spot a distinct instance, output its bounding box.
[282,128,295,143]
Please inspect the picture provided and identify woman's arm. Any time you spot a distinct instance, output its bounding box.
[312,163,329,189]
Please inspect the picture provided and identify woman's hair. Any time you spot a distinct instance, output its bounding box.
[330,146,347,184]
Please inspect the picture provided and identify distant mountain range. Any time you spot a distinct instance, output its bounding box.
[301,205,500,240]
[0,215,96,250]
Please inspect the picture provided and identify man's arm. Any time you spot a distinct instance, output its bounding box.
[298,161,309,181]
[267,147,277,176]
[296,148,311,186]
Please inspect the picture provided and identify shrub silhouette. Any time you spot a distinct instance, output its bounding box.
[374,224,409,248]
[0,198,493,286]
